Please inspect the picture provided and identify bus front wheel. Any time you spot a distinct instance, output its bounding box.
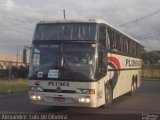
[103,83,113,108]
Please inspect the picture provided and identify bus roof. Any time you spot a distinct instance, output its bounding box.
[37,19,140,44]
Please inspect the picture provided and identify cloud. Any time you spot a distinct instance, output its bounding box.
[0,0,160,55]
[0,0,16,12]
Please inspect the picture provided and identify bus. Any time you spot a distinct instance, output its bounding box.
[28,19,142,108]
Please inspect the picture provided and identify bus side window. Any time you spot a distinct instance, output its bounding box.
[97,49,107,78]
[106,29,110,49]
[97,25,107,78]
[99,25,106,49]
[107,28,113,50]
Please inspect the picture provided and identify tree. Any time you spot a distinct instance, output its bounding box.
[141,50,160,64]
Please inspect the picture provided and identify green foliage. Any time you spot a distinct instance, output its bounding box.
[141,50,160,64]
[0,79,28,94]
[141,48,160,78]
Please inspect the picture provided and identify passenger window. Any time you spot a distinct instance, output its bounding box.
[99,25,106,49]
[97,49,107,78]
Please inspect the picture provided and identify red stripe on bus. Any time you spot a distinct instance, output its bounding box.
[107,56,121,75]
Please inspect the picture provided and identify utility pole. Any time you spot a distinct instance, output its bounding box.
[63,9,66,19]
[9,62,12,80]
[16,48,18,66]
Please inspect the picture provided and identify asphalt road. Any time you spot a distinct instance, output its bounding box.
[0,80,160,119]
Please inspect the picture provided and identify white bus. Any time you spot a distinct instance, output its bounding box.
[29,19,142,108]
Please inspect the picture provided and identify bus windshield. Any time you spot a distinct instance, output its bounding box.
[34,23,97,41]
[29,43,96,81]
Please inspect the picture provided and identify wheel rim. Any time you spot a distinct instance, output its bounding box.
[131,84,134,91]
[134,82,136,88]
[132,82,136,93]
[133,82,136,92]
[105,86,111,104]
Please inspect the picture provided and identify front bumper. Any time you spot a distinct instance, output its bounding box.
[29,91,98,108]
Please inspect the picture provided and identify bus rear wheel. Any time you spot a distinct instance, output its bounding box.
[103,83,113,108]
[129,80,137,96]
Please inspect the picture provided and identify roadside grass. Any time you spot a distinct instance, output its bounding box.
[142,69,160,79]
[0,79,28,94]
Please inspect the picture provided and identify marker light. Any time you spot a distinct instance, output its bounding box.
[76,89,95,94]
[89,89,95,94]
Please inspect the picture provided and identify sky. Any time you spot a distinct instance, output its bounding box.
[0,0,160,56]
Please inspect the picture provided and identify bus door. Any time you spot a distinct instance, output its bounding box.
[97,25,108,106]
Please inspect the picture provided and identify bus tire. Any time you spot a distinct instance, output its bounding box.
[102,83,113,108]
[129,79,137,96]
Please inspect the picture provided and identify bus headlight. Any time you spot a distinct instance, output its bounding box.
[79,97,90,103]
[30,95,42,101]
[31,95,37,100]
[85,98,90,103]
[37,96,42,100]
[30,86,43,92]
[79,98,85,102]
[76,89,95,94]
